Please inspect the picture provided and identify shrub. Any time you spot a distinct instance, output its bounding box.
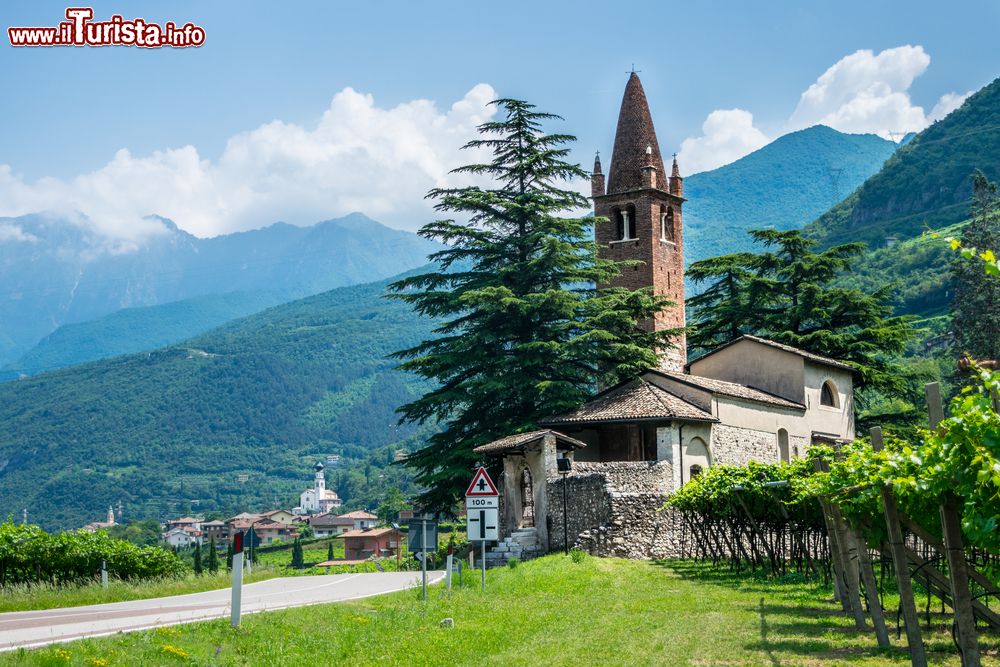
[570,548,587,564]
[506,557,519,569]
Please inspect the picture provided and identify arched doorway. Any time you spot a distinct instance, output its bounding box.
[519,467,534,527]
[683,437,710,485]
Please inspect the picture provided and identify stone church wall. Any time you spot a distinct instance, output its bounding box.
[545,461,687,558]
[711,424,778,466]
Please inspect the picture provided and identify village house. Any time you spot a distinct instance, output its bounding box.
[252,520,299,545]
[200,519,228,545]
[162,526,202,548]
[164,516,201,532]
[475,73,856,563]
[340,527,398,560]
[337,510,378,531]
[308,512,355,537]
[260,509,298,526]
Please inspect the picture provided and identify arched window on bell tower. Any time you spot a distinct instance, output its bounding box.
[660,206,675,242]
[613,205,637,241]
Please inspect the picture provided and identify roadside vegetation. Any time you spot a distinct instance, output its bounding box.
[0,569,278,614]
[5,555,997,666]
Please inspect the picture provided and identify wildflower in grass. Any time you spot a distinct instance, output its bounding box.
[160,644,189,659]
[54,648,72,663]
[87,659,109,667]
[351,615,370,624]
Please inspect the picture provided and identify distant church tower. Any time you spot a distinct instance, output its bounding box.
[592,72,686,370]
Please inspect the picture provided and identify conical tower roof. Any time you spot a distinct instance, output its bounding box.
[607,72,666,194]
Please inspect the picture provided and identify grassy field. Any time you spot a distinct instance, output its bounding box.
[255,538,346,568]
[3,555,997,666]
[0,569,278,614]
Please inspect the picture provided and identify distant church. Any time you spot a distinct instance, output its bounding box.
[296,462,342,514]
[476,73,855,561]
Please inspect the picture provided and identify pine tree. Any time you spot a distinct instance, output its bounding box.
[207,538,220,574]
[225,542,233,571]
[327,541,334,562]
[687,229,913,393]
[952,171,1000,362]
[389,99,677,511]
[193,541,203,576]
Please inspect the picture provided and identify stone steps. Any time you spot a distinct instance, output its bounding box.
[485,528,545,565]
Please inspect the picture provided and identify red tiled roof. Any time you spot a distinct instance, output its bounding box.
[340,527,394,539]
[337,511,377,520]
[540,378,716,426]
[650,370,804,410]
[474,429,587,454]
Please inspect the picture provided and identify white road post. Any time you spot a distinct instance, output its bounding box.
[446,553,453,592]
[101,559,108,590]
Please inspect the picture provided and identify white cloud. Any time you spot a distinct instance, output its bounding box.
[0,223,38,243]
[677,109,769,174]
[0,84,498,240]
[788,45,931,136]
[679,45,972,174]
[929,90,973,122]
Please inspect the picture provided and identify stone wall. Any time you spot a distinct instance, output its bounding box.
[545,461,687,558]
[711,424,778,466]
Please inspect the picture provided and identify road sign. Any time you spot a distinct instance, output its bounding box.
[465,467,499,497]
[466,495,499,510]
[407,518,438,553]
[467,507,499,541]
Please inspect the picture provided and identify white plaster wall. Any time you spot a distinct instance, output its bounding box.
[688,339,806,403]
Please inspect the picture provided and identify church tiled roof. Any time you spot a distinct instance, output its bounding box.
[650,370,805,410]
[474,429,588,454]
[540,379,716,426]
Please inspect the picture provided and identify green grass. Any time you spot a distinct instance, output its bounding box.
[0,569,278,614]
[4,556,998,666]
[255,538,346,568]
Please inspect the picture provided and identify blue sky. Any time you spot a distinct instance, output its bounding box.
[1,0,998,237]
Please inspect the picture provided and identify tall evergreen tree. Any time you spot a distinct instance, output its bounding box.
[687,229,913,393]
[207,538,220,574]
[193,541,203,576]
[291,538,305,569]
[390,99,677,510]
[225,542,233,571]
[952,171,1000,362]
[327,541,334,562]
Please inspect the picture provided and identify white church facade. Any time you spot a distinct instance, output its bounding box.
[295,462,342,515]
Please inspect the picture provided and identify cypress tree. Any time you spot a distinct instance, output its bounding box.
[390,98,676,510]
[952,171,1000,362]
[291,538,304,569]
[207,538,220,574]
[193,541,203,576]
[225,542,233,571]
[327,541,334,562]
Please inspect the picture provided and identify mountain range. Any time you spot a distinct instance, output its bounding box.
[0,212,441,371]
[683,125,899,261]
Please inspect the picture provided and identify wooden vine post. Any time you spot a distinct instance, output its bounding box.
[871,426,927,667]
[814,458,867,629]
[926,383,981,666]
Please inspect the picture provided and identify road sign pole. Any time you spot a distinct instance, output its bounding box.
[480,539,486,591]
[421,518,427,602]
[101,559,108,590]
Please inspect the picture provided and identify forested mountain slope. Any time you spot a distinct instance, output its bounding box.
[0,271,436,531]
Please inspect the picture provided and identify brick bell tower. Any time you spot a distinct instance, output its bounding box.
[593,72,687,370]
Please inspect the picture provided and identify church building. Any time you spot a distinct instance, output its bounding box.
[475,73,855,561]
[296,462,342,515]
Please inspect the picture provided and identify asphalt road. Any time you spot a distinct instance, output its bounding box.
[0,571,445,651]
